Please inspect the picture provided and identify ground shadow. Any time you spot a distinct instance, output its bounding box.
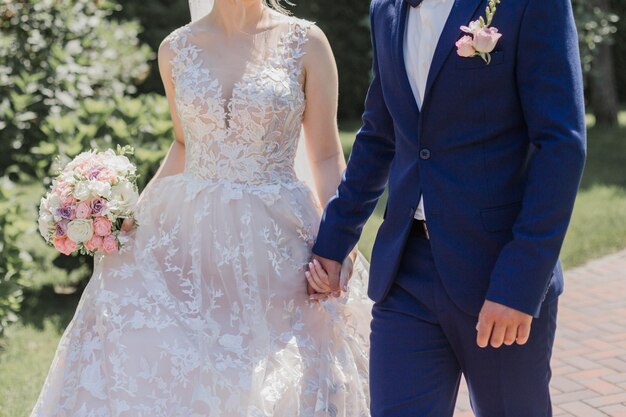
[19,284,84,333]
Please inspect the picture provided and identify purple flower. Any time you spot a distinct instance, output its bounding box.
[90,198,106,214]
[88,168,102,180]
[56,220,69,237]
[56,205,75,220]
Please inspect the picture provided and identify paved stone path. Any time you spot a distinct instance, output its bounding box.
[455,249,626,417]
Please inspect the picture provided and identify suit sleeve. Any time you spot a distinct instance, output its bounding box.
[485,0,586,317]
[312,1,396,263]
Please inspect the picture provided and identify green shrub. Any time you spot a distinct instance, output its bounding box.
[0,181,32,336]
[41,94,173,190]
[0,0,154,179]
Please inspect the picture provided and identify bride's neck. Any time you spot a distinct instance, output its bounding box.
[209,0,265,35]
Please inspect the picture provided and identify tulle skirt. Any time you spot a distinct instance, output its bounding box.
[30,173,372,417]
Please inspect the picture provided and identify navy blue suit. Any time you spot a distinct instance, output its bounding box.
[312,0,586,414]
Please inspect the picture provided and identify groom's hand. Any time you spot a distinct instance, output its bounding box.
[476,300,533,348]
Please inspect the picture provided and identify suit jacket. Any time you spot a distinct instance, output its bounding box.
[312,0,586,317]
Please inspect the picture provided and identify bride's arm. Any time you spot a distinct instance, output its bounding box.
[122,39,185,230]
[301,26,345,213]
[301,26,356,294]
[143,40,187,188]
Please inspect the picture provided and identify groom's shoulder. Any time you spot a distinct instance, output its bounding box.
[369,0,397,19]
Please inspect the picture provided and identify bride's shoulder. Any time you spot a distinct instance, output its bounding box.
[277,14,326,51]
[157,25,193,74]
[288,18,330,58]
[159,24,195,59]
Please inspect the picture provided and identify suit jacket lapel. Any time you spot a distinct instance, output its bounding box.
[393,0,420,118]
[423,0,484,105]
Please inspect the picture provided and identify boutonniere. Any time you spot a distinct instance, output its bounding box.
[455,0,503,64]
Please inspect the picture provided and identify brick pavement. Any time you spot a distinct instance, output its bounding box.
[454,249,626,417]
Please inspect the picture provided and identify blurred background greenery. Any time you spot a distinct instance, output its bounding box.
[0,1,625,415]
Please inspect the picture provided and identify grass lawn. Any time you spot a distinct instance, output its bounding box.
[1,114,625,417]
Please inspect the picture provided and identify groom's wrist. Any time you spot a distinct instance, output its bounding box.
[485,285,542,318]
[312,240,350,264]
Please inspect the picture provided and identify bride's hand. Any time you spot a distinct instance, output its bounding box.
[121,218,134,232]
[306,259,333,297]
[306,249,357,300]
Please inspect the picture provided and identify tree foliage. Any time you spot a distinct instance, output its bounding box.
[610,0,626,101]
[572,0,619,73]
[112,0,191,95]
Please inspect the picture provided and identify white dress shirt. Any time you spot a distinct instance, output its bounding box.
[404,0,455,220]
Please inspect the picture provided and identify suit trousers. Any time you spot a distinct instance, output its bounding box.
[370,226,558,417]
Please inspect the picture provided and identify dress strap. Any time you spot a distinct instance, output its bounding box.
[280,19,314,81]
[164,25,196,82]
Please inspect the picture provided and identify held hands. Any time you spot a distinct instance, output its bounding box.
[476,300,533,348]
[306,251,356,301]
[121,218,134,232]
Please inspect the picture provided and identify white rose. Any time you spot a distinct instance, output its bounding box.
[110,181,139,212]
[47,193,61,212]
[38,216,52,241]
[110,155,136,176]
[89,180,112,199]
[40,196,49,211]
[39,210,53,223]
[73,181,92,200]
[99,207,117,221]
[66,219,94,243]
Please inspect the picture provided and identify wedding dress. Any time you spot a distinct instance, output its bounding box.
[30,17,371,417]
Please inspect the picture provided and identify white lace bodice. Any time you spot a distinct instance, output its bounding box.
[164,18,312,185]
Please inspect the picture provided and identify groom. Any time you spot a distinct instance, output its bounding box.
[312,0,586,415]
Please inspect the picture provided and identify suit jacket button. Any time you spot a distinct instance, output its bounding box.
[419,148,431,160]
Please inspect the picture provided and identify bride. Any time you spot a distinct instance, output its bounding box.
[29,0,372,416]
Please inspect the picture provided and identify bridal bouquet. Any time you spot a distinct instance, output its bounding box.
[38,146,139,256]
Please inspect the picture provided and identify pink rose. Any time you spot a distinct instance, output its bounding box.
[64,238,78,254]
[61,196,77,206]
[53,235,67,254]
[84,235,104,252]
[456,35,476,58]
[75,202,92,219]
[97,169,116,182]
[93,216,112,237]
[102,235,118,254]
[53,235,77,256]
[472,27,502,54]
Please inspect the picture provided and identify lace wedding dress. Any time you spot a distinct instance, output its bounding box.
[30,17,371,417]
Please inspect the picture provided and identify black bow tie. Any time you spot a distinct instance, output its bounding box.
[405,0,424,7]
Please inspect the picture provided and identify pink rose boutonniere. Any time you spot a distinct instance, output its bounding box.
[456,0,503,64]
